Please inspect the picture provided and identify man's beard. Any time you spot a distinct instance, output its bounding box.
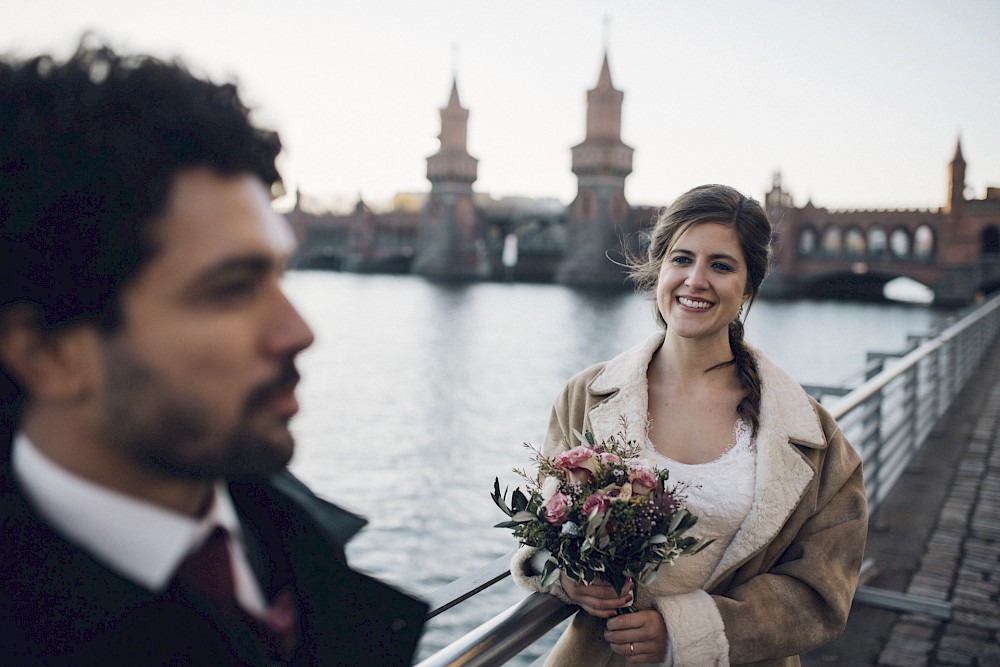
[98,341,298,480]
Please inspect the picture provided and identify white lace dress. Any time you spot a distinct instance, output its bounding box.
[637,418,757,606]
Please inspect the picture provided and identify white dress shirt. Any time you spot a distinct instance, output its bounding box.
[11,432,268,614]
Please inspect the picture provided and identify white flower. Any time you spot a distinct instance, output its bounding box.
[541,475,562,501]
[561,521,580,536]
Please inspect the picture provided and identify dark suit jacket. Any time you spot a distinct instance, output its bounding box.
[0,452,428,666]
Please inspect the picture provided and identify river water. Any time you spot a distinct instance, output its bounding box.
[282,271,953,663]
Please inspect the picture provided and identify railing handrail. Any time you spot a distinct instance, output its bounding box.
[418,292,1000,667]
[424,551,515,619]
[829,294,1000,420]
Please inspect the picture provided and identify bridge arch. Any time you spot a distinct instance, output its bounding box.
[914,224,935,261]
[868,225,889,260]
[822,225,842,255]
[798,225,818,256]
[845,226,866,257]
[890,228,911,259]
[982,225,1000,255]
[799,269,904,301]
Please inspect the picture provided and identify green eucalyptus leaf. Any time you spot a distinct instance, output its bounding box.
[512,488,529,512]
[491,478,513,516]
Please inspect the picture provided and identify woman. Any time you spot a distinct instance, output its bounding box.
[511,184,868,666]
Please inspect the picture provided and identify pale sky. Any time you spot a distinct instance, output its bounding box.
[4,0,999,213]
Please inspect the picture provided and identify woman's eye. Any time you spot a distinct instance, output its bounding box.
[670,256,691,265]
[713,262,734,272]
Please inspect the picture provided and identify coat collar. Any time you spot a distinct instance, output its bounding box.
[583,332,825,585]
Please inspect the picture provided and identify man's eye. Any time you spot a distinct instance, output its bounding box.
[212,280,259,302]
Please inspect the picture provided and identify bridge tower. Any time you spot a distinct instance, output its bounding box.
[940,138,973,265]
[413,78,486,280]
[556,52,635,289]
[948,138,966,214]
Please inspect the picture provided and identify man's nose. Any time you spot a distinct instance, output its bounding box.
[265,287,315,358]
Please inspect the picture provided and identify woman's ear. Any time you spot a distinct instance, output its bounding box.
[0,305,102,403]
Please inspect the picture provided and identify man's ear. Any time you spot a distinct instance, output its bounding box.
[0,305,102,403]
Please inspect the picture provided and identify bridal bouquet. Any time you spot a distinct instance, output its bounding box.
[492,417,712,597]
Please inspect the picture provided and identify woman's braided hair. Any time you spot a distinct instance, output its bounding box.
[629,184,773,436]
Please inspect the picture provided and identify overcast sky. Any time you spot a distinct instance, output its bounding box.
[4,0,999,212]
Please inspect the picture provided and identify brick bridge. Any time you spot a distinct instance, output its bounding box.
[760,144,1000,305]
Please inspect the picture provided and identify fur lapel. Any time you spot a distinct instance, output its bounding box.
[586,333,663,443]
[582,333,825,587]
[706,351,823,586]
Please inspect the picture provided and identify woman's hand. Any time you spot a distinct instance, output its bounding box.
[604,610,668,664]
[559,572,634,619]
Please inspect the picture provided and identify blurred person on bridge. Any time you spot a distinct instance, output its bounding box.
[0,40,426,665]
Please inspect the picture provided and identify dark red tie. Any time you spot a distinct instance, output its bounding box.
[175,527,235,611]
[174,527,298,662]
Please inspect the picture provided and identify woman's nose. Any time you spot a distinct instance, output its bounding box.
[684,263,709,289]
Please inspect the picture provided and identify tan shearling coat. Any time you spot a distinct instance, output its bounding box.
[511,333,868,666]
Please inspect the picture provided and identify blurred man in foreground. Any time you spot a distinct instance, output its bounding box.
[0,41,426,665]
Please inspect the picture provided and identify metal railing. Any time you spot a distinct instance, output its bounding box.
[416,293,1000,667]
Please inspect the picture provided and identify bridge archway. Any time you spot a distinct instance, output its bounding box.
[914,225,935,261]
[800,270,902,301]
[890,228,911,259]
[822,225,842,255]
[982,225,1000,255]
[845,227,866,257]
[868,225,889,260]
[798,226,818,256]
[801,271,933,303]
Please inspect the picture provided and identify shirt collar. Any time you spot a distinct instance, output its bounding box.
[11,432,244,591]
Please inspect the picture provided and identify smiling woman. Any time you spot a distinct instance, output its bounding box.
[510,184,868,667]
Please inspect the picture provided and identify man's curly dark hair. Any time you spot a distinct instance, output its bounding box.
[0,39,284,438]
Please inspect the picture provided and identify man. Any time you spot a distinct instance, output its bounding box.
[0,42,427,665]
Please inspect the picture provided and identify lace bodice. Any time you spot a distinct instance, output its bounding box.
[639,419,756,603]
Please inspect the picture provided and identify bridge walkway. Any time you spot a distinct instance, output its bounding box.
[803,337,1000,667]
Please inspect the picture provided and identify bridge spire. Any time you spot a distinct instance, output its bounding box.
[948,136,966,214]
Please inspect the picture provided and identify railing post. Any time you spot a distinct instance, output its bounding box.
[864,388,885,528]
[905,365,918,458]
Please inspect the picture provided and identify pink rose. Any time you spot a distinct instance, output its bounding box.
[629,466,659,496]
[599,452,621,465]
[581,493,609,519]
[554,446,601,486]
[543,491,571,525]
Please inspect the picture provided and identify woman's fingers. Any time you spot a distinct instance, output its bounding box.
[560,573,634,617]
[605,610,667,664]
